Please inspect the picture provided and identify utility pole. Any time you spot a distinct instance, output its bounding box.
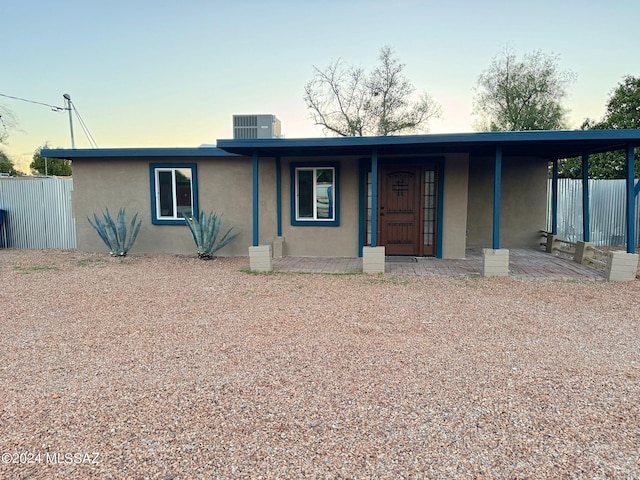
[63,93,75,149]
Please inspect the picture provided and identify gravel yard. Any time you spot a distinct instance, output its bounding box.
[1,249,639,479]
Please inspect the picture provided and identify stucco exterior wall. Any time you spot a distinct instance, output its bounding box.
[72,156,273,256]
[441,154,469,258]
[279,156,361,257]
[466,156,548,248]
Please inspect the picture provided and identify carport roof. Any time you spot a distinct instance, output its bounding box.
[217,130,640,159]
[42,129,640,161]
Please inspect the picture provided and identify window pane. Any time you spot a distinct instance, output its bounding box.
[297,170,313,218]
[316,169,333,219]
[158,171,174,217]
[175,169,192,218]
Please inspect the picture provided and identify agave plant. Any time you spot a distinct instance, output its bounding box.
[87,208,142,257]
[183,210,238,259]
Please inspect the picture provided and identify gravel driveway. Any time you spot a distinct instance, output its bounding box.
[1,250,639,479]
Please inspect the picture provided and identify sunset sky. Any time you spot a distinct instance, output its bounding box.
[3,0,639,172]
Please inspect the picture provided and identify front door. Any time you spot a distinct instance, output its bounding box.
[378,166,422,255]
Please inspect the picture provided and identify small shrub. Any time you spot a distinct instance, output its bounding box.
[87,208,142,257]
[184,210,238,259]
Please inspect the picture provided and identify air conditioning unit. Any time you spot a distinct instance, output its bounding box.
[233,114,281,139]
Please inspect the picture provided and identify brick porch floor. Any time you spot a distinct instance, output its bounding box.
[272,248,606,280]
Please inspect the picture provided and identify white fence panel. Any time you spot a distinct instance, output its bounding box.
[0,178,76,249]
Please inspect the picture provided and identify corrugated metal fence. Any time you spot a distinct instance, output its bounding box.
[0,178,76,249]
[547,179,640,247]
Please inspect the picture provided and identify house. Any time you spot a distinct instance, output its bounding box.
[43,129,640,279]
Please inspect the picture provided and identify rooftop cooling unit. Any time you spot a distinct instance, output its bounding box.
[233,114,281,139]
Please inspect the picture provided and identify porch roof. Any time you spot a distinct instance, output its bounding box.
[217,129,640,159]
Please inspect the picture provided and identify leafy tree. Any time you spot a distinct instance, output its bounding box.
[30,145,72,176]
[557,76,640,179]
[0,150,23,176]
[304,46,442,136]
[473,47,576,131]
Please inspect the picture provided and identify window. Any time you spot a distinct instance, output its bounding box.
[150,163,198,225]
[291,163,339,226]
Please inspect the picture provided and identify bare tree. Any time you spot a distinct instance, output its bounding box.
[304,46,442,136]
[473,47,576,131]
[0,104,19,144]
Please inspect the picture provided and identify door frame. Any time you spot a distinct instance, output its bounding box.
[358,157,445,258]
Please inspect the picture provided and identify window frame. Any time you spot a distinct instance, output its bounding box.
[290,162,340,227]
[149,163,199,225]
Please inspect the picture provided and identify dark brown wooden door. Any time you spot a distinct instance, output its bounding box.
[378,166,422,255]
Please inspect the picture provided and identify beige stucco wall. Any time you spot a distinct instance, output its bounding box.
[279,156,361,257]
[73,156,275,256]
[441,154,469,258]
[466,156,548,248]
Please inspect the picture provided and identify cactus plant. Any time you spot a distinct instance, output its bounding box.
[183,210,238,259]
[87,208,142,257]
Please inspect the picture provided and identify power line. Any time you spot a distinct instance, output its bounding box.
[71,102,98,148]
[0,92,65,111]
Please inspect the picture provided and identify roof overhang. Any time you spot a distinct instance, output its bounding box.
[41,130,640,161]
[217,130,640,159]
[40,147,239,160]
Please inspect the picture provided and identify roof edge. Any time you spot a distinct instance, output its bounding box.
[41,147,240,159]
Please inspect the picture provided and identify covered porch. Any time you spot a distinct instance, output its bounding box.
[218,129,640,281]
[272,248,609,281]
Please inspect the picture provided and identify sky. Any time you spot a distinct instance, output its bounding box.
[2,0,639,173]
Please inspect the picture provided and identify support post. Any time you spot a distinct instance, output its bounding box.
[582,154,590,242]
[275,157,282,237]
[492,146,502,249]
[371,149,378,247]
[551,159,558,235]
[252,152,259,247]
[625,145,635,254]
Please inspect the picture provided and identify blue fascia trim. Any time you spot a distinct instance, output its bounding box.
[149,162,199,225]
[289,161,340,227]
[43,147,239,160]
[370,150,378,247]
[358,159,367,257]
[626,145,635,253]
[252,153,259,246]
[582,154,590,242]
[276,157,282,237]
[435,159,445,259]
[217,129,640,151]
[492,146,502,250]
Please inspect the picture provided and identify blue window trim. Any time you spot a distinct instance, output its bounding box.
[290,161,340,227]
[149,162,199,225]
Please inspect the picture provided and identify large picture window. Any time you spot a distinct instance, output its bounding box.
[150,163,198,225]
[291,163,339,226]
